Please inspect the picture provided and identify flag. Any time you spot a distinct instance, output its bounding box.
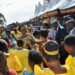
[42,0,48,11]
[38,2,43,13]
[34,5,38,15]
[34,2,43,16]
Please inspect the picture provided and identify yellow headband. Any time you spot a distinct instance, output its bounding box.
[44,47,59,55]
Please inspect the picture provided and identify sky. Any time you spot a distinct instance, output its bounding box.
[0,0,43,24]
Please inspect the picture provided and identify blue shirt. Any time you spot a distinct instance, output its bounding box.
[23,71,34,75]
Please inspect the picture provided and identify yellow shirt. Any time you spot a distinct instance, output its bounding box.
[43,19,48,24]
[7,50,22,72]
[34,65,70,75]
[65,55,75,75]
[14,49,32,75]
[11,30,22,39]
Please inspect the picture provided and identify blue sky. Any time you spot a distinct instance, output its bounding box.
[0,0,43,24]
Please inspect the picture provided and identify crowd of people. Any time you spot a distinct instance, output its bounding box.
[0,14,75,75]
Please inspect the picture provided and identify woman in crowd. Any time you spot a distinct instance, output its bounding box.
[0,51,9,75]
[0,50,17,75]
[0,39,22,74]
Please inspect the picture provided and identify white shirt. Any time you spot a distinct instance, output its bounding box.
[70,27,75,35]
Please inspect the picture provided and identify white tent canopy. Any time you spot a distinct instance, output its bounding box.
[62,0,75,9]
[35,0,75,17]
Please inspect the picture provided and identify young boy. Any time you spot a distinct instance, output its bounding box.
[23,50,43,75]
[64,35,75,75]
[15,39,32,75]
[17,39,24,50]
[42,41,70,75]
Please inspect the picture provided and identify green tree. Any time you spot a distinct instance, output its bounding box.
[0,13,6,26]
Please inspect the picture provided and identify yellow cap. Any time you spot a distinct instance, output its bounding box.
[44,47,59,56]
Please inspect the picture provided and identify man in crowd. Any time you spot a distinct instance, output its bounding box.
[51,17,68,64]
[64,35,75,75]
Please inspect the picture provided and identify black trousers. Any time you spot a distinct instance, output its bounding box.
[59,45,69,65]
